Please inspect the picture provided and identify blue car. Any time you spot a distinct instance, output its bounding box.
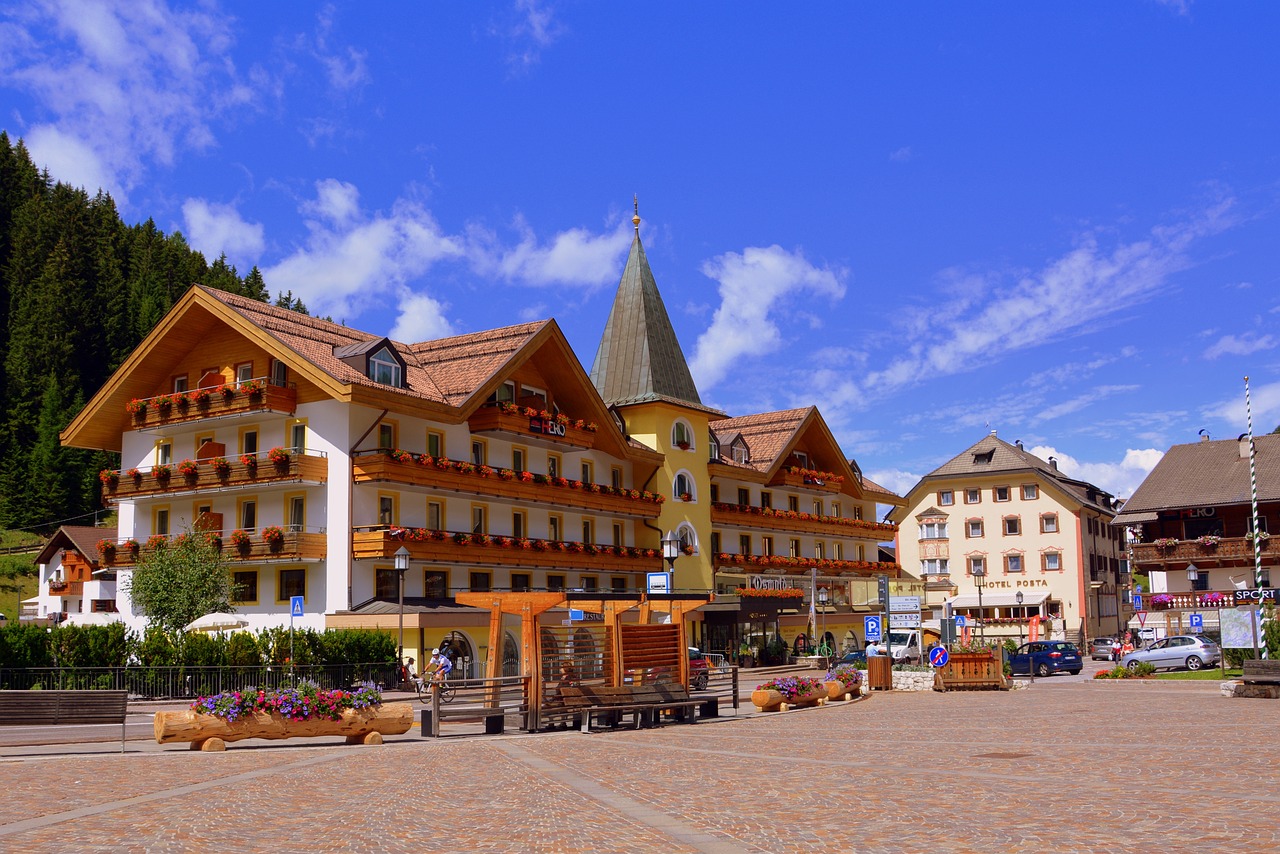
[830,650,868,668]
[1009,641,1083,676]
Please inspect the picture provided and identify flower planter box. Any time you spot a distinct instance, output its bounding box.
[935,653,1007,692]
[824,679,859,701]
[750,684,825,712]
[153,702,413,751]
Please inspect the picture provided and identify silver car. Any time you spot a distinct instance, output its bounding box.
[1120,635,1220,672]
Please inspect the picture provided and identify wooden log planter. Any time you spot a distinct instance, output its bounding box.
[824,679,860,701]
[751,677,827,712]
[154,702,414,751]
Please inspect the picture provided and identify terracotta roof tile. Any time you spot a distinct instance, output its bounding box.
[709,407,812,473]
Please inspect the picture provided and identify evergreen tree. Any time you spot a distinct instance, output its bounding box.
[274,289,309,315]
[241,266,268,301]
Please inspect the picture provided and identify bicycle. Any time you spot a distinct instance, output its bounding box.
[415,672,457,704]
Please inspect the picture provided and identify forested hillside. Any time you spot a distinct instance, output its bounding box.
[0,132,296,534]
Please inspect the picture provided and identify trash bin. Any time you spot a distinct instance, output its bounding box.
[868,655,892,691]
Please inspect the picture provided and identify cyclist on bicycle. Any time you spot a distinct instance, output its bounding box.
[427,648,453,688]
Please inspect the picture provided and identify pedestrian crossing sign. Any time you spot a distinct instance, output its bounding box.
[290,595,304,618]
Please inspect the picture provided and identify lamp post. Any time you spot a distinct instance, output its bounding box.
[973,564,986,642]
[394,545,410,680]
[661,530,680,575]
[818,587,829,653]
[1016,590,1025,645]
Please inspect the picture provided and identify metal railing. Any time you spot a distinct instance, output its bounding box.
[0,663,398,699]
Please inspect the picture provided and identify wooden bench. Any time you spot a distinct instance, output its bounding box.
[1242,660,1280,683]
[539,684,702,733]
[0,690,129,752]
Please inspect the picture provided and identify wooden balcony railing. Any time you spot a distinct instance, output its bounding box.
[766,468,844,494]
[467,403,597,450]
[96,529,327,567]
[1131,536,1280,565]
[125,379,297,430]
[352,528,663,574]
[715,552,901,576]
[100,451,327,502]
[710,502,896,540]
[1141,590,1249,611]
[352,453,663,519]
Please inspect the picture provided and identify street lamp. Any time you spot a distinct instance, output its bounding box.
[1186,563,1199,582]
[394,545,410,680]
[1016,590,1025,645]
[818,587,829,653]
[973,563,986,642]
[661,530,680,574]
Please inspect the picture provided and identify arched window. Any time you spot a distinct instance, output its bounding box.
[674,472,694,501]
[677,523,698,555]
[672,420,693,450]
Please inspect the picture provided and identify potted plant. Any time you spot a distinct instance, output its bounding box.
[99,469,119,490]
[1149,593,1174,610]
[177,459,200,481]
[680,492,693,502]
[125,398,148,418]
[152,464,172,484]
[126,468,142,486]
[267,446,290,470]
[124,539,140,557]
[823,664,862,701]
[262,525,285,552]
[230,529,252,554]
[211,457,232,479]
[751,675,825,711]
[1153,537,1179,551]
[146,534,169,551]
[1195,535,1220,549]
[96,539,117,561]
[190,387,211,408]
[240,453,258,475]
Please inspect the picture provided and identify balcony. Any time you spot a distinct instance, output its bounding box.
[1142,590,1254,611]
[125,379,297,431]
[101,450,327,503]
[766,467,844,494]
[467,403,597,450]
[97,528,327,567]
[709,502,896,540]
[1131,536,1280,567]
[351,453,663,520]
[352,528,662,574]
[714,552,900,576]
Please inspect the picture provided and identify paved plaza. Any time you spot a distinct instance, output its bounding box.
[0,678,1272,852]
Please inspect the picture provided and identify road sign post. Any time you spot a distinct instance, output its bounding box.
[289,595,304,677]
[864,615,882,643]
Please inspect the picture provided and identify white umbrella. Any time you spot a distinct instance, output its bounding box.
[184,612,249,633]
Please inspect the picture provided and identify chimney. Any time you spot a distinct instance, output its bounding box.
[1015,440,1023,451]
[1048,456,1058,470]
[1240,434,1251,459]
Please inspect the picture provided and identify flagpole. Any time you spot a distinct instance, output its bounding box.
[1244,376,1265,659]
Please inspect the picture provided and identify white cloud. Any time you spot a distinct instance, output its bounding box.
[500,0,564,70]
[1203,333,1277,360]
[1033,385,1138,423]
[865,468,922,499]
[264,180,463,323]
[689,245,845,390]
[389,291,454,343]
[2,0,255,201]
[1027,444,1164,499]
[181,198,265,264]
[309,5,370,93]
[801,200,1235,415]
[468,217,632,287]
[1202,380,1280,431]
[889,146,913,162]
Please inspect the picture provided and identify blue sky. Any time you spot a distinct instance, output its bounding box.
[3,1,1279,503]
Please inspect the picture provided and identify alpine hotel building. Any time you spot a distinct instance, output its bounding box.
[61,208,905,675]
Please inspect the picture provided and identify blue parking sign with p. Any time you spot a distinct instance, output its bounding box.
[1189,613,1203,630]
[864,615,882,642]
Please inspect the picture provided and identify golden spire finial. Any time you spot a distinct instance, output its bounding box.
[632,194,640,233]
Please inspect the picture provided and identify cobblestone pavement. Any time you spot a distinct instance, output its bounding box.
[0,679,1273,853]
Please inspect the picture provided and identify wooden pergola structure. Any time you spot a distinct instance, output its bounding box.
[454,590,712,723]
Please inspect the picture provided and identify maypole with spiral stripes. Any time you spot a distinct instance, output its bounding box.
[1245,376,1266,658]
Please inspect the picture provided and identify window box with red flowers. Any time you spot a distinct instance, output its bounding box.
[240,454,258,475]
[211,457,232,479]
[1153,538,1179,552]
[152,464,172,484]
[178,459,200,480]
[124,539,140,557]
[99,469,119,490]
[146,535,169,551]
[126,399,148,418]
[97,539,117,560]
[262,525,286,551]
[680,493,693,502]
[126,468,142,486]
[267,447,290,469]
[388,449,413,464]
[189,387,212,408]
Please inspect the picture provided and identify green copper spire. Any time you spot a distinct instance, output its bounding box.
[590,201,703,407]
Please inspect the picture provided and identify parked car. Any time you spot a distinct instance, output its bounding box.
[1090,637,1116,661]
[1008,641,1083,676]
[688,647,710,690]
[830,649,868,668]
[1121,635,1220,672]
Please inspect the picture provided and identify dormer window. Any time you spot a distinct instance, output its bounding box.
[369,347,401,386]
[792,451,809,468]
[731,438,750,466]
[708,432,720,461]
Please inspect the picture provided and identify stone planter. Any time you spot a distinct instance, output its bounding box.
[153,702,413,751]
